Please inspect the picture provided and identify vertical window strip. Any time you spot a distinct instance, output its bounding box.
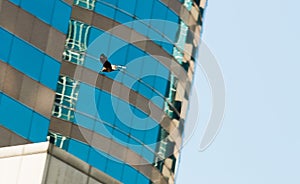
[52,76,80,121]
[63,20,91,65]
[74,0,95,10]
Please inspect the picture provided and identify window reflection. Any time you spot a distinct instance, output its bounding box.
[73,0,96,10]
[52,75,80,121]
[63,20,91,65]
[47,131,70,150]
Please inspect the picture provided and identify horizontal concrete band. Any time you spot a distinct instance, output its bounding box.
[0,61,55,118]
[49,116,171,184]
[0,125,30,147]
[0,0,66,62]
[71,5,196,86]
[60,60,183,145]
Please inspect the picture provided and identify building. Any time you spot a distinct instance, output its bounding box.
[0,0,207,183]
[0,142,121,184]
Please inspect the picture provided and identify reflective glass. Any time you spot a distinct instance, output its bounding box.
[95,1,116,19]
[74,113,95,130]
[122,165,138,184]
[29,112,49,142]
[9,0,21,5]
[94,120,114,138]
[68,139,90,161]
[74,0,96,10]
[136,173,150,184]
[135,0,154,19]
[87,27,104,45]
[117,0,136,15]
[151,1,167,20]
[88,147,108,171]
[63,20,91,65]
[40,55,61,90]
[52,75,80,121]
[97,90,115,123]
[115,10,134,24]
[112,128,129,143]
[100,0,118,6]
[48,132,70,150]
[105,156,124,180]
[20,0,55,25]
[51,0,72,34]
[0,94,32,138]
[10,37,44,81]
[0,28,13,62]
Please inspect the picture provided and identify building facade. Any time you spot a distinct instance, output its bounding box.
[0,0,206,183]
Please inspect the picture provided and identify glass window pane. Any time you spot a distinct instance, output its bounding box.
[0,94,32,138]
[51,0,72,34]
[40,55,60,90]
[0,28,13,62]
[29,112,49,142]
[52,75,80,122]
[74,0,96,10]
[105,157,124,180]
[95,2,116,19]
[21,0,55,24]
[68,139,90,161]
[135,0,154,19]
[88,147,108,171]
[10,37,44,81]
[63,20,91,65]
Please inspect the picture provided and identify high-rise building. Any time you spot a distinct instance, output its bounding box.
[0,0,207,183]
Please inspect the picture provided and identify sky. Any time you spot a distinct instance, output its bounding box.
[177,0,300,184]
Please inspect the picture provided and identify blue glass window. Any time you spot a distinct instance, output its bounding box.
[10,37,44,81]
[135,0,154,19]
[68,139,90,161]
[112,129,129,144]
[151,1,167,20]
[141,146,155,163]
[114,118,130,133]
[109,45,128,67]
[20,0,55,25]
[95,2,116,19]
[117,0,136,15]
[97,90,115,123]
[9,0,21,6]
[0,94,32,138]
[132,21,149,39]
[122,165,138,184]
[88,148,108,171]
[51,0,72,34]
[74,113,95,130]
[52,75,80,122]
[94,121,114,138]
[0,28,13,62]
[138,84,154,100]
[136,173,150,184]
[105,156,124,180]
[63,20,91,65]
[48,132,70,150]
[76,83,98,116]
[29,112,50,142]
[143,126,159,145]
[126,45,145,64]
[40,55,60,90]
[87,27,104,45]
[115,10,134,24]
[74,0,96,10]
[100,0,118,6]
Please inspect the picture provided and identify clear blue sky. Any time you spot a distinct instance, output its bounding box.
[177,0,300,183]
